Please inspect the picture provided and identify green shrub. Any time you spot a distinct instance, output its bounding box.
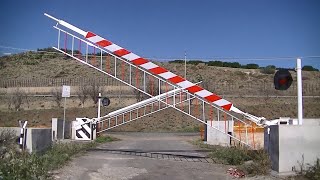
[169,60,184,64]
[95,135,119,143]
[192,140,271,175]
[0,141,96,179]
[0,59,6,69]
[206,61,224,67]
[302,65,319,71]
[304,158,320,180]
[244,63,259,69]
[22,58,40,65]
[209,146,251,165]
[223,62,241,68]
[261,65,276,74]
[241,150,271,175]
[187,60,203,65]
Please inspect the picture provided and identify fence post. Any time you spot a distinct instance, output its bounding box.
[18,120,28,151]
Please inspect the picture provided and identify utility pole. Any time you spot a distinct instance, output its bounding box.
[184,50,187,79]
[98,92,101,119]
[296,58,303,125]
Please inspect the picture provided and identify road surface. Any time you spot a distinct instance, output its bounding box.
[54,132,273,180]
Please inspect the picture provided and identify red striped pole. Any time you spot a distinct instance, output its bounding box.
[85,31,233,111]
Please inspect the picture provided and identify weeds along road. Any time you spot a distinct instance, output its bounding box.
[54,132,233,180]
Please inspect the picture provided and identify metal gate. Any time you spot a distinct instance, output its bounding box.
[45,13,267,147]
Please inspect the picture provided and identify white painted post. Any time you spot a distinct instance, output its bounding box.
[98,92,101,119]
[19,121,28,150]
[62,85,71,139]
[297,58,303,125]
[63,97,66,139]
[184,50,187,79]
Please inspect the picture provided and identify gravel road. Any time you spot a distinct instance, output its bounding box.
[54,132,276,180]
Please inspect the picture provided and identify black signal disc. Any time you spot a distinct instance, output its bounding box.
[274,69,293,90]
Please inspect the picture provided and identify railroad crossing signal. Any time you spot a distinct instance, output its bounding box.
[274,69,293,90]
[101,97,110,107]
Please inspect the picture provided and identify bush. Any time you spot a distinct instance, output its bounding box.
[209,146,251,165]
[192,140,271,175]
[8,88,29,111]
[51,87,63,108]
[168,60,184,64]
[261,65,276,74]
[0,141,96,179]
[0,59,6,69]
[240,150,271,175]
[298,158,320,180]
[77,85,90,108]
[187,60,204,65]
[0,130,17,158]
[302,65,319,71]
[223,62,241,68]
[37,47,57,52]
[206,60,224,67]
[88,81,104,105]
[244,63,259,69]
[133,89,143,102]
[95,136,119,143]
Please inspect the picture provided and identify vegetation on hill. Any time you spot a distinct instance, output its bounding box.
[302,65,319,71]
[168,59,319,72]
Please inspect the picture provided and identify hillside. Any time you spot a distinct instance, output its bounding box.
[0,51,319,129]
[1,51,319,96]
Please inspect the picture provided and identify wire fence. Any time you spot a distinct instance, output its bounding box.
[0,77,319,96]
[0,77,119,87]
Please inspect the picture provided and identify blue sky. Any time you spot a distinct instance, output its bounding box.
[0,0,320,69]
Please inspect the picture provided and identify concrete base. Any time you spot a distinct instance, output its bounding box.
[265,121,320,175]
[71,120,96,141]
[0,127,52,154]
[26,128,52,154]
[206,121,234,146]
[52,118,71,140]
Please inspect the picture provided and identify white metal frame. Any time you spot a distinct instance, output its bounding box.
[49,24,256,147]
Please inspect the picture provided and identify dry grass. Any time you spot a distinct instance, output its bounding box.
[192,139,271,176]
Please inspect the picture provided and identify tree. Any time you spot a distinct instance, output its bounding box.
[220,62,241,68]
[146,79,159,97]
[8,88,28,111]
[88,81,104,105]
[206,61,224,67]
[187,60,203,65]
[77,85,90,108]
[51,87,62,108]
[169,60,184,64]
[133,89,143,102]
[302,65,319,71]
[261,65,276,74]
[244,63,259,69]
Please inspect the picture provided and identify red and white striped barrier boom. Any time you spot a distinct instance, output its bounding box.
[44,13,267,125]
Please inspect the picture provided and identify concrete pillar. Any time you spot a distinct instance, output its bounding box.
[207,121,234,146]
[71,121,76,140]
[27,128,52,153]
[52,118,71,140]
[265,122,320,175]
[0,127,52,154]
